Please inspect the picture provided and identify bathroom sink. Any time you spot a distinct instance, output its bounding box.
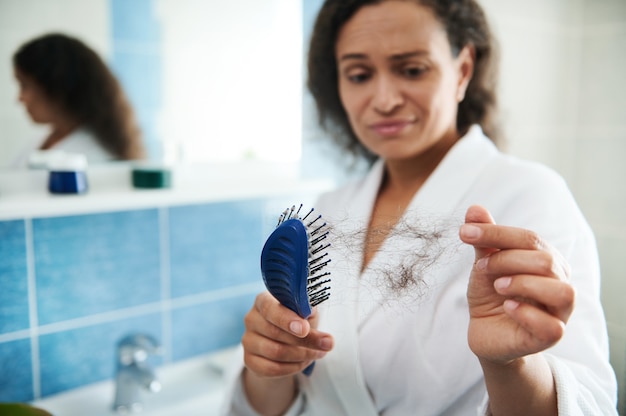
[31,347,239,416]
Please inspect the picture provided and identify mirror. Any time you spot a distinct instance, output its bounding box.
[0,0,303,169]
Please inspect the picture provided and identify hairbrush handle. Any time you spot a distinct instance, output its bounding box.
[261,214,330,377]
[302,362,315,375]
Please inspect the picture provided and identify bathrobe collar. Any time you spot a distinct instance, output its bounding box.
[314,125,498,414]
[366,125,498,223]
[356,125,499,323]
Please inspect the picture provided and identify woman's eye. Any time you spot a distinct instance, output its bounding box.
[347,72,371,84]
[402,67,426,78]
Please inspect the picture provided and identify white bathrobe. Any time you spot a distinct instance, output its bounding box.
[9,127,114,169]
[223,125,617,415]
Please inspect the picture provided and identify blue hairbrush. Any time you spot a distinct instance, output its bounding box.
[260,204,331,375]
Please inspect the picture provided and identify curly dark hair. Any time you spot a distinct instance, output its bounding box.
[13,33,144,160]
[307,0,500,163]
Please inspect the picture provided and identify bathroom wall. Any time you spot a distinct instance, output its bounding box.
[576,1,626,413]
[0,196,306,401]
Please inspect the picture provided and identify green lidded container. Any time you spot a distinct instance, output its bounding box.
[131,166,172,189]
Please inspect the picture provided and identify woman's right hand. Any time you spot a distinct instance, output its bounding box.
[242,291,334,378]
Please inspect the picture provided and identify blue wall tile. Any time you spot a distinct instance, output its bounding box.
[111,52,162,109]
[169,200,264,298]
[171,294,255,361]
[0,220,29,334]
[33,210,161,325]
[0,197,278,401]
[39,314,161,397]
[109,0,162,161]
[0,338,33,402]
[110,0,160,43]
[110,51,162,159]
[303,0,325,40]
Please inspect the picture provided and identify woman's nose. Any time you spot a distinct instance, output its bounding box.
[372,76,403,114]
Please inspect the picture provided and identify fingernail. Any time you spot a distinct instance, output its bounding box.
[494,277,511,291]
[503,299,520,311]
[289,321,303,336]
[319,337,332,351]
[315,351,327,359]
[475,256,488,270]
[461,224,482,239]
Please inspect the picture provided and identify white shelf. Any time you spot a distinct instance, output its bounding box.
[0,162,334,220]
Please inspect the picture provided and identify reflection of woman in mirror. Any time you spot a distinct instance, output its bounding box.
[11,33,144,167]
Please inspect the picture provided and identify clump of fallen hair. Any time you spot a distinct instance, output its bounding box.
[326,211,465,304]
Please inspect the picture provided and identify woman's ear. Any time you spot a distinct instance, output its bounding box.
[456,45,475,102]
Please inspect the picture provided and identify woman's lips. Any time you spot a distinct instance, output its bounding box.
[369,119,414,137]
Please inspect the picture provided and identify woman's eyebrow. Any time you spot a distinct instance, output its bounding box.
[389,50,428,61]
[338,50,428,62]
[338,53,368,62]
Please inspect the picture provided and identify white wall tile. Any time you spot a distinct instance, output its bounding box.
[583,0,626,26]
[496,25,580,127]
[607,322,626,415]
[575,137,626,232]
[597,235,626,324]
[480,1,584,168]
[481,0,584,26]
[599,233,626,412]
[505,135,578,186]
[578,26,626,130]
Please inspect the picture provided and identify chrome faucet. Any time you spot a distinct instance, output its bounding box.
[113,333,162,413]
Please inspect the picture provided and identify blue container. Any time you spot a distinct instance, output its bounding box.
[48,171,89,194]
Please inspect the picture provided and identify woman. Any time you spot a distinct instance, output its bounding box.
[12,33,143,167]
[223,0,617,414]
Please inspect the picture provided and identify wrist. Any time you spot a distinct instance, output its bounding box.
[478,354,557,416]
[243,368,298,414]
[478,354,527,371]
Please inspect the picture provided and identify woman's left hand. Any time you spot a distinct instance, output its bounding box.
[460,205,575,364]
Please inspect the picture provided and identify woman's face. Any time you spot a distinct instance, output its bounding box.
[14,69,59,124]
[335,0,474,162]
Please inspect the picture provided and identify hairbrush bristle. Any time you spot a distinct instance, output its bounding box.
[281,204,331,307]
